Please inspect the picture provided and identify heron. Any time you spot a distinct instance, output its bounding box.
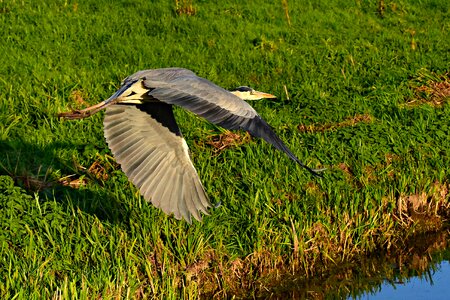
[59,68,323,222]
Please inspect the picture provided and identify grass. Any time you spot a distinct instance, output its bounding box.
[0,0,449,298]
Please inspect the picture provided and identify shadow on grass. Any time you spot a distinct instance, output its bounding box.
[0,138,137,227]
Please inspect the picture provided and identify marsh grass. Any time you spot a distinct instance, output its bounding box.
[0,0,449,298]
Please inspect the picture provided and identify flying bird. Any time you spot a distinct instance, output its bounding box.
[59,68,322,222]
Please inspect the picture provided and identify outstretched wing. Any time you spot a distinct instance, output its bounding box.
[103,102,210,222]
[138,73,319,175]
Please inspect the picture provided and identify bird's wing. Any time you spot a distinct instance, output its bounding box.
[141,75,319,175]
[103,102,210,222]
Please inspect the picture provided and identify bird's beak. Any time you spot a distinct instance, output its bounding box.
[253,90,277,99]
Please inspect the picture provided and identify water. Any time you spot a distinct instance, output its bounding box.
[355,260,450,300]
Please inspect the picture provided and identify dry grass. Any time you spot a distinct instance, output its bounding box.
[69,90,89,107]
[396,182,449,233]
[175,0,196,16]
[404,72,450,108]
[298,114,374,133]
[205,130,252,153]
[58,174,87,188]
[281,0,291,26]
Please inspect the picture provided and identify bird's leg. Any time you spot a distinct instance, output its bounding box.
[59,78,149,119]
[58,98,118,119]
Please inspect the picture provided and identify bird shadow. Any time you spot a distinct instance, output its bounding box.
[0,138,135,227]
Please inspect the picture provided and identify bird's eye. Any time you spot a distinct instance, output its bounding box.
[236,86,252,92]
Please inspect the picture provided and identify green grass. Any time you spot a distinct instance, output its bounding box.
[1,0,449,298]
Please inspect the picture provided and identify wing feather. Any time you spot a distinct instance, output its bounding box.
[129,150,160,187]
[169,172,183,219]
[177,183,191,222]
[103,103,211,221]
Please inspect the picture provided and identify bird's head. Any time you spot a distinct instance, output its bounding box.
[230,86,277,100]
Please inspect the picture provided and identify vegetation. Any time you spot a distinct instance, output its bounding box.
[0,0,449,298]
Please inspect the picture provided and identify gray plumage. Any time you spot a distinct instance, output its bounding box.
[59,68,322,223]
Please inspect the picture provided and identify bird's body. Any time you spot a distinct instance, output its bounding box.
[59,68,322,222]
